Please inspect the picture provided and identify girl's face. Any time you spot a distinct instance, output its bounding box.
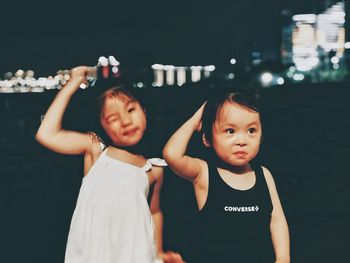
[210,101,262,168]
[100,95,147,147]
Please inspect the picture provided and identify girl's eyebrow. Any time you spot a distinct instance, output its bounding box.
[246,121,259,126]
[221,120,259,127]
[124,100,135,108]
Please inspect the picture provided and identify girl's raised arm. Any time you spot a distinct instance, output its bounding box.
[36,66,92,155]
[162,104,206,182]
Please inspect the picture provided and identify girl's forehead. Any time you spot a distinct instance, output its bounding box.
[104,95,134,108]
[101,96,135,116]
[216,102,260,124]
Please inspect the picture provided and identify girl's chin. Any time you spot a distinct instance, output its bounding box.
[112,135,143,146]
[113,138,143,148]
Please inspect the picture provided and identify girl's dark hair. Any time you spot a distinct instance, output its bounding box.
[201,88,261,144]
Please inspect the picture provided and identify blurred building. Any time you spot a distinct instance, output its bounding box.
[281,1,348,75]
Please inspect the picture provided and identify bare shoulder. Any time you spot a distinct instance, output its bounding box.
[83,132,105,175]
[193,159,209,188]
[261,166,276,186]
[88,132,105,156]
[150,165,164,183]
[261,166,287,220]
[261,166,282,208]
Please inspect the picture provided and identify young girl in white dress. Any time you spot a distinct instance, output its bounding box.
[36,66,184,263]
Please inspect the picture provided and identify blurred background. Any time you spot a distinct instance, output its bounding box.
[1,0,350,262]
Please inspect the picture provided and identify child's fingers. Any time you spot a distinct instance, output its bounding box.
[196,121,202,132]
[196,102,207,118]
[196,102,206,114]
[67,66,91,88]
[193,102,206,131]
[161,251,186,263]
[70,66,89,80]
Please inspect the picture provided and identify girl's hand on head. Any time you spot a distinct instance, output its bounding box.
[159,251,186,263]
[191,102,206,132]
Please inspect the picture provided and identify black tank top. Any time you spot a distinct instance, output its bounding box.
[195,162,274,263]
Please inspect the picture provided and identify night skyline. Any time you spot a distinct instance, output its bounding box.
[0,0,345,76]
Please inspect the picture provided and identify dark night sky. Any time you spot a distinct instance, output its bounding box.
[0,0,340,76]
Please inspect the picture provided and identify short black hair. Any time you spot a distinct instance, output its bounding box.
[201,88,260,144]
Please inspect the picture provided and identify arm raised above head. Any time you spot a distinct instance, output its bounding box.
[162,104,206,183]
[36,66,93,155]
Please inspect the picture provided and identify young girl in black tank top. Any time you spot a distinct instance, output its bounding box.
[163,89,290,262]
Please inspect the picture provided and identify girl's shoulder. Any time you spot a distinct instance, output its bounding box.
[88,132,106,153]
[83,132,106,176]
[258,165,278,192]
[143,158,167,184]
[85,132,106,161]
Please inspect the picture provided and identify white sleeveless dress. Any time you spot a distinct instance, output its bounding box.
[64,147,166,263]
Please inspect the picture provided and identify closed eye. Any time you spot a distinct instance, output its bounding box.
[107,118,118,124]
[106,115,120,124]
[128,107,135,113]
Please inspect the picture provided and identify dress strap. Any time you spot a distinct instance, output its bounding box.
[88,132,107,151]
[142,158,167,172]
[99,142,106,151]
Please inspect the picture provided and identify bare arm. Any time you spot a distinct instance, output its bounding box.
[162,104,206,183]
[36,66,92,155]
[150,168,164,255]
[150,168,185,263]
[262,167,290,263]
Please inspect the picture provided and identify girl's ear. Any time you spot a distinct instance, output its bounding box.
[202,133,211,147]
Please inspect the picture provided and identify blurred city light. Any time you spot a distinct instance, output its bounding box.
[1,1,349,92]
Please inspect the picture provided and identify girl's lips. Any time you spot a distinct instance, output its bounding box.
[123,128,138,136]
[234,151,248,156]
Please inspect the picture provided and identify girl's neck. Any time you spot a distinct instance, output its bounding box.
[216,160,252,175]
[108,135,146,154]
[109,134,148,157]
[108,145,142,158]
[207,149,251,175]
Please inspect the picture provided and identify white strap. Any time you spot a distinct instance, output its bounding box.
[88,132,106,152]
[148,158,167,167]
[142,158,167,172]
[99,142,106,151]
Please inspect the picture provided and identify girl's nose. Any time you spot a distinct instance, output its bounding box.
[235,134,247,146]
[121,114,132,126]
